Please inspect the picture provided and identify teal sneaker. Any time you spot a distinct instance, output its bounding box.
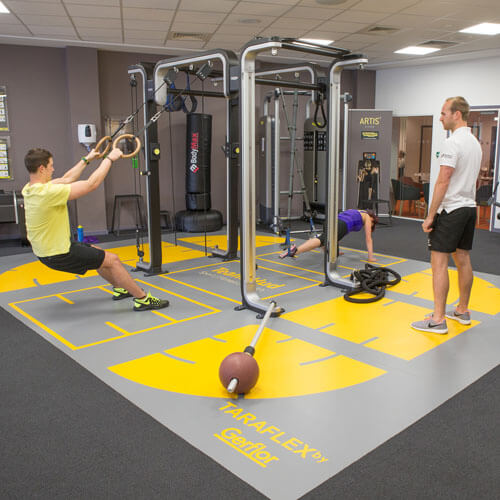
[133,292,169,312]
[112,287,132,301]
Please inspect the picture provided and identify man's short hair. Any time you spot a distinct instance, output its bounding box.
[446,96,470,121]
[24,148,52,174]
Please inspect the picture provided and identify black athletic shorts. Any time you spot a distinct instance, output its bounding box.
[38,242,105,275]
[428,207,476,253]
[317,220,348,247]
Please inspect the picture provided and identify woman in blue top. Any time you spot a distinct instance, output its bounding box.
[280,209,378,262]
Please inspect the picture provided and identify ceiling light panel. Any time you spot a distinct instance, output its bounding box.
[2,2,64,15]
[460,23,500,35]
[395,46,441,55]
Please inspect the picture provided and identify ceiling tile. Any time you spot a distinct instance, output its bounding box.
[3,1,66,15]
[217,23,264,35]
[268,18,322,30]
[122,8,174,22]
[232,2,290,16]
[178,0,236,12]
[72,17,122,29]
[64,5,120,18]
[251,0,296,4]
[123,19,170,31]
[331,10,390,24]
[210,33,251,43]
[174,11,227,24]
[170,22,220,32]
[77,27,122,38]
[124,30,166,42]
[352,0,417,14]
[17,15,72,26]
[259,28,310,38]
[28,25,78,36]
[380,13,437,28]
[302,29,351,41]
[0,24,31,35]
[81,34,123,43]
[284,6,342,20]
[224,13,273,26]
[165,39,207,49]
[122,0,178,8]
[64,0,119,5]
[402,1,457,18]
[0,14,22,25]
[317,20,369,33]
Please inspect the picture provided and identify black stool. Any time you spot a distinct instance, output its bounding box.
[361,198,392,227]
[111,194,145,235]
[159,210,173,231]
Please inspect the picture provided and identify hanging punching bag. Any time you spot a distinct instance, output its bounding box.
[176,113,223,232]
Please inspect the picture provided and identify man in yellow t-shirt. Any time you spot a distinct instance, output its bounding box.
[22,148,168,312]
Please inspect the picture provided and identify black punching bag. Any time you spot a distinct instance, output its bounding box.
[176,113,223,232]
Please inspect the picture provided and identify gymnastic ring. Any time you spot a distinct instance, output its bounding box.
[94,136,112,158]
[112,133,141,158]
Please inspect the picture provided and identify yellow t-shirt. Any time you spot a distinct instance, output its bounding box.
[21,181,72,257]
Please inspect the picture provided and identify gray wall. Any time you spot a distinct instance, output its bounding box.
[0,43,376,238]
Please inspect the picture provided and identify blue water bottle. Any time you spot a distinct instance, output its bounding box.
[77,225,84,242]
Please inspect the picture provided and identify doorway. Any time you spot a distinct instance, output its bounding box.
[391,116,433,219]
[468,109,499,230]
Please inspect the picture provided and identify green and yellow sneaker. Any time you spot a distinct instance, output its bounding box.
[112,287,132,301]
[133,292,169,312]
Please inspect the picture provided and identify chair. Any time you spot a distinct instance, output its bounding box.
[111,194,145,235]
[476,183,492,225]
[391,179,421,216]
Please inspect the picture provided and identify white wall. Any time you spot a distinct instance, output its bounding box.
[375,56,500,230]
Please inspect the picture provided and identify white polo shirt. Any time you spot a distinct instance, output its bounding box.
[438,126,482,213]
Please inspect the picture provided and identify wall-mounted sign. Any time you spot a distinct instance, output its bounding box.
[0,136,12,179]
[0,86,9,132]
[361,131,379,140]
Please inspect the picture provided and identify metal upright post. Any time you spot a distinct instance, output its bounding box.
[324,58,367,289]
[341,92,352,211]
[128,63,163,275]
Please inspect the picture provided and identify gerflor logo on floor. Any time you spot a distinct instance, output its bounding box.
[190,131,199,173]
[214,402,329,469]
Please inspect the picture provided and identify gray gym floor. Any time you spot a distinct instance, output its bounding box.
[1,231,499,499]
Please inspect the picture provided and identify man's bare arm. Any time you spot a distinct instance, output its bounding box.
[53,149,100,185]
[68,148,123,200]
[422,165,454,233]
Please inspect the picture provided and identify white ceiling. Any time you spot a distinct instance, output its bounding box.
[1,0,500,68]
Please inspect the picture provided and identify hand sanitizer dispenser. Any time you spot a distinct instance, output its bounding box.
[78,124,97,150]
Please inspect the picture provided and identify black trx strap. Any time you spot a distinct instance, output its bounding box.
[312,92,327,128]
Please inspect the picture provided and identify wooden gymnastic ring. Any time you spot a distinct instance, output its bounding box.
[112,133,141,159]
[94,136,112,158]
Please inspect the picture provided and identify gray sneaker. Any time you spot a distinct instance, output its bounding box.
[411,318,448,334]
[445,309,471,325]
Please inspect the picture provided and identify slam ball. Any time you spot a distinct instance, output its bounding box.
[219,352,259,394]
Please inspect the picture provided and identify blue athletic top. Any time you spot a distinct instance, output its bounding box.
[338,209,363,233]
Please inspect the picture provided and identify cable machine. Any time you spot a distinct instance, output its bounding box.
[256,65,322,236]
[239,37,357,316]
[136,50,240,267]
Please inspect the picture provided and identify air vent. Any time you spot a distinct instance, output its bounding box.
[418,40,458,49]
[360,26,400,35]
[169,32,211,42]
